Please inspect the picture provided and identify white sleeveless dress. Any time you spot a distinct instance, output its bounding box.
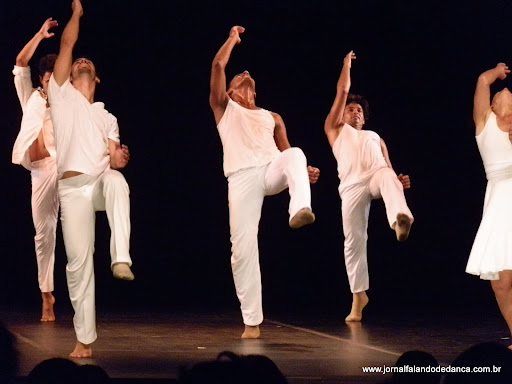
[466,112,512,280]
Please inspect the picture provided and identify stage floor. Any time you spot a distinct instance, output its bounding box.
[2,307,509,383]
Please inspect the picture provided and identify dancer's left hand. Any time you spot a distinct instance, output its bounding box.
[307,166,320,184]
[509,126,512,144]
[397,173,411,189]
[111,144,130,169]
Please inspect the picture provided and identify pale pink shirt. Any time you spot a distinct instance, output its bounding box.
[12,65,55,170]
[333,123,388,194]
[217,98,280,177]
[48,75,119,178]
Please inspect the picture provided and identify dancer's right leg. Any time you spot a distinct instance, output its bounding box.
[59,175,97,357]
[228,168,265,336]
[491,270,512,347]
[31,158,59,321]
[341,185,371,321]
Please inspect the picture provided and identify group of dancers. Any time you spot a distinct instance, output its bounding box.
[11,0,512,358]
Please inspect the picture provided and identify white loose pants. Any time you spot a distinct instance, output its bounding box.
[30,157,59,293]
[58,169,131,344]
[341,168,413,293]
[228,148,311,326]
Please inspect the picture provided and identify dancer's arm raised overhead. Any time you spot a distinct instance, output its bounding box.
[14,17,58,108]
[324,50,356,147]
[209,26,245,124]
[474,63,510,135]
[16,18,58,67]
[53,0,83,86]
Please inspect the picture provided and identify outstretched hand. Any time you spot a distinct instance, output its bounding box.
[307,166,320,184]
[72,0,84,17]
[229,26,245,44]
[397,173,411,189]
[39,18,58,39]
[494,63,510,80]
[344,50,356,68]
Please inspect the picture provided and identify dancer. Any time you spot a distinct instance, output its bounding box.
[324,51,413,322]
[466,62,512,346]
[12,18,59,322]
[48,0,133,357]
[209,26,320,338]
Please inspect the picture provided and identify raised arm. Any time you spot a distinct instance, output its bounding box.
[324,51,356,147]
[209,26,245,124]
[16,18,58,67]
[53,0,83,86]
[14,18,58,108]
[474,63,510,134]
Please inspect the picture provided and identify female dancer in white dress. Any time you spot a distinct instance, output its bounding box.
[467,62,512,344]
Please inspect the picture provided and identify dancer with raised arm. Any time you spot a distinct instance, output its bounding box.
[324,51,413,322]
[209,26,320,338]
[49,0,133,357]
[12,18,59,322]
[466,63,512,347]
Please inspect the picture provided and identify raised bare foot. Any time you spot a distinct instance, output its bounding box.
[41,292,55,322]
[112,263,134,280]
[289,208,315,229]
[241,325,260,339]
[345,292,369,322]
[69,341,92,358]
[394,213,412,242]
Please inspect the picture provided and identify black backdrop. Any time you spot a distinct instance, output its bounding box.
[1,0,510,319]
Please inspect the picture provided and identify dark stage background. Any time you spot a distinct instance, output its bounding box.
[0,0,511,320]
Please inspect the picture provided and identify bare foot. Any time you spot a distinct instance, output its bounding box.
[241,325,260,339]
[393,213,412,242]
[345,292,369,322]
[112,263,134,280]
[41,292,55,322]
[69,341,92,358]
[289,208,315,229]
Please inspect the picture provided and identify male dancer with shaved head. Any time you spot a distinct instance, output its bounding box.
[210,26,320,338]
[49,0,133,357]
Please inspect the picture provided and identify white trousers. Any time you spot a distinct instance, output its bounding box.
[30,157,59,293]
[58,169,131,344]
[341,168,413,293]
[228,148,311,326]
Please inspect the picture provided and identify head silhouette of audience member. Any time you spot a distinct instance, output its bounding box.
[28,358,81,384]
[0,321,18,384]
[79,364,110,383]
[392,350,441,384]
[178,351,287,384]
[444,342,512,384]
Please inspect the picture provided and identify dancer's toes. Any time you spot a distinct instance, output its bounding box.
[345,313,363,322]
[289,208,315,229]
[112,263,134,280]
[241,325,260,339]
[69,341,92,358]
[394,213,412,242]
[41,292,55,322]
